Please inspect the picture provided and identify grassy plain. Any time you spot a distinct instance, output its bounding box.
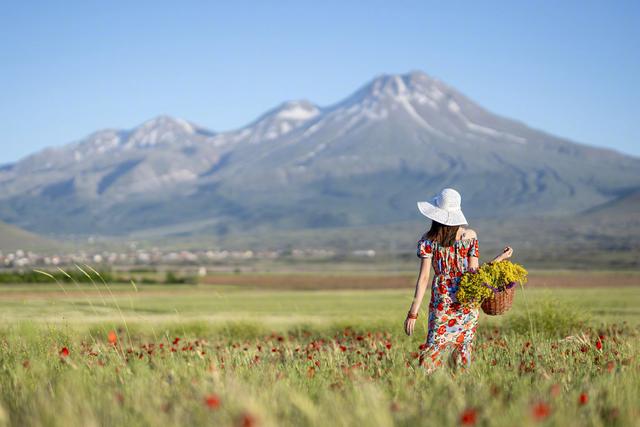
[0,270,638,426]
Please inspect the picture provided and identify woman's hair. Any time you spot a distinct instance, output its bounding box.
[425,221,460,247]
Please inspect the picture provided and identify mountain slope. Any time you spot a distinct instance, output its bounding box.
[0,71,638,237]
[0,220,61,253]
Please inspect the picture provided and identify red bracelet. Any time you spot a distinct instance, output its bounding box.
[407,311,418,319]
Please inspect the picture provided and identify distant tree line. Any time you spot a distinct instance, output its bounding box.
[0,270,195,284]
[0,270,116,284]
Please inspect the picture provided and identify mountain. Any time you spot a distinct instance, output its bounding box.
[0,71,639,240]
[0,220,61,253]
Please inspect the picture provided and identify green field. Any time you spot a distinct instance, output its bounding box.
[1,273,639,327]
[0,271,638,426]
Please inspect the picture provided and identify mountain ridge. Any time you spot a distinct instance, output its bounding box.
[0,70,638,238]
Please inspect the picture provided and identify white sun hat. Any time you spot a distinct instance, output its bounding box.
[417,188,468,226]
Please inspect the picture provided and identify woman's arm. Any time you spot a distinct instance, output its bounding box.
[404,258,431,336]
[465,228,512,268]
[490,246,513,264]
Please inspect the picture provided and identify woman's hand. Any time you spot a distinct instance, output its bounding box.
[492,246,513,263]
[404,315,417,336]
[501,246,513,259]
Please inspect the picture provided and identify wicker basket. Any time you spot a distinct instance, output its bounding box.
[481,285,516,315]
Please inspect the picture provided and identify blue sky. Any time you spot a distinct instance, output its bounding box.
[1,0,638,163]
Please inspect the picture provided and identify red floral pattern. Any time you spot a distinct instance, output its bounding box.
[416,235,480,369]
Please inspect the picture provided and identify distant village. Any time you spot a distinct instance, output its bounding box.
[0,247,378,269]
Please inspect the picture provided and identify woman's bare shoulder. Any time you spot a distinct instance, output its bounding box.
[461,228,477,240]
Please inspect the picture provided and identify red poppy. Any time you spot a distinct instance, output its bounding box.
[172,337,180,345]
[239,412,257,427]
[307,366,316,378]
[59,347,70,357]
[531,402,551,421]
[459,408,477,426]
[595,340,602,350]
[385,343,392,350]
[578,393,588,405]
[204,393,221,409]
[108,331,118,345]
[339,345,347,352]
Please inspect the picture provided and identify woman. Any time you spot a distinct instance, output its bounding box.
[404,188,513,370]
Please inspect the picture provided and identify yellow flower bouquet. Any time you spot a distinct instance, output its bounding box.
[457,260,528,314]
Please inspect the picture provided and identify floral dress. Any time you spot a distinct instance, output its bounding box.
[416,234,480,368]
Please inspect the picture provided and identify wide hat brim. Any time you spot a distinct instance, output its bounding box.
[417,201,468,226]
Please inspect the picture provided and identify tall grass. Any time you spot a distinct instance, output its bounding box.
[0,319,637,427]
[0,270,634,426]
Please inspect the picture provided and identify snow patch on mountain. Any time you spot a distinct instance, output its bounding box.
[233,100,321,143]
[448,100,527,144]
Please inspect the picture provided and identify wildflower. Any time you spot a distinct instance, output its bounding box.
[238,412,257,427]
[385,343,392,350]
[204,394,221,410]
[59,347,70,357]
[108,331,118,345]
[531,402,551,421]
[307,366,315,378]
[578,393,588,406]
[459,408,477,425]
[339,345,347,352]
[595,340,602,350]
[172,337,180,345]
